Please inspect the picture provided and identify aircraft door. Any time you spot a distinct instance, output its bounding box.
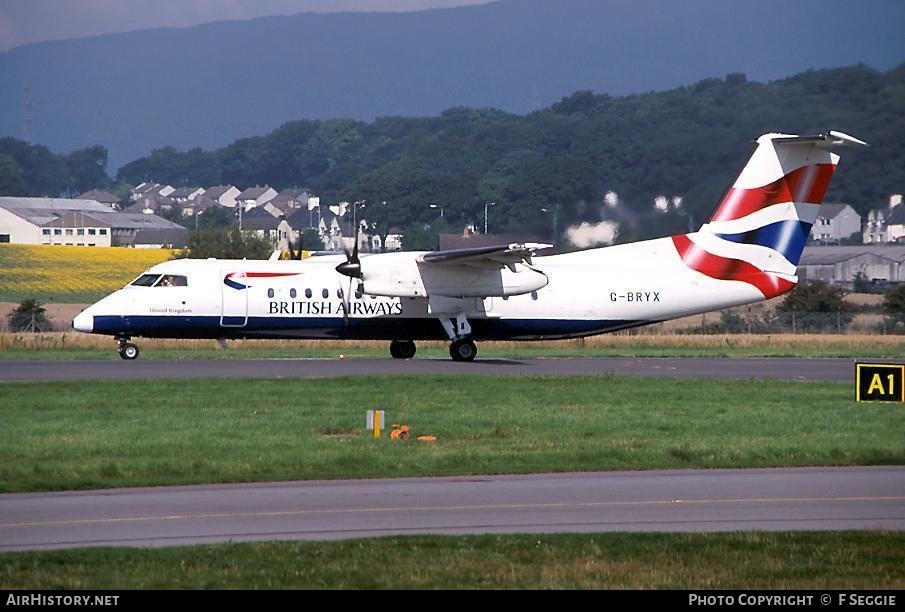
[220,270,248,327]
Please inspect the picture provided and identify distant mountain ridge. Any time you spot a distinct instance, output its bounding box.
[1,0,903,169]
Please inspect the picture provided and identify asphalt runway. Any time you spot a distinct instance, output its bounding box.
[1,467,902,551]
[0,357,860,382]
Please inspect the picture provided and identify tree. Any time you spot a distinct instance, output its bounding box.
[400,218,451,251]
[852,271,872,293]
[299,228,324,252]
[64,145,111,195]
[882,284,905,333]
[6,299,52,332]
[197,205,235,229]
[0,154,29,195]
[186,227,272,259]
[776,280,853,332]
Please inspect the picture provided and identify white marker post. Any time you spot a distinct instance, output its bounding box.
[367,410,385,439]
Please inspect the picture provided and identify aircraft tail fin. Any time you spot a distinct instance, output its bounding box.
[673,131,866,298]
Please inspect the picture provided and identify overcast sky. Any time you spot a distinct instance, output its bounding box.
[0,0,494,52]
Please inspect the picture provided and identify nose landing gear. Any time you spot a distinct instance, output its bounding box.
[116,336,140,360]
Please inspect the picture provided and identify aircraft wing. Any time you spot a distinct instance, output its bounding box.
[420,243,552,270]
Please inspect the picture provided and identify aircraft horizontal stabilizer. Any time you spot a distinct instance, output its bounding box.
[772,130,868,147]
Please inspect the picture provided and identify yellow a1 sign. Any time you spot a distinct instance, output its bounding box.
[856,363,905,402]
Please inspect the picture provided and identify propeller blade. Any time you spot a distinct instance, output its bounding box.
[335,223,362,278]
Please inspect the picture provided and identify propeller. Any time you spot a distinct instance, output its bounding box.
[335,227,361,279]
[335,223,362,325]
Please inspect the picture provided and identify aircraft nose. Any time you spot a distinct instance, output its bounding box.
[71,311,94,333]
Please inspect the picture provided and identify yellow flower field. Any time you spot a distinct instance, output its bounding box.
[0,244,178,302]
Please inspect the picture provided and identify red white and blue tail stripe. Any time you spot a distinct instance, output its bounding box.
[672,131,866,299]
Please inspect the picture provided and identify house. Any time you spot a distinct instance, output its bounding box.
[130,182,174,201]
[810,204,861,244]
[863,210,888,244]
[204,185,240,208]
[883,205,905,243]
[78,189,122,210]
[125,183,175,214]
[264,188,310,217]
[283,208,324,250]
[861,195,904,243]
[317,208,346,251]
[240,207,282,245]
[236,186,278,210]
[168,187,205,204]
[377,227,404,252]
[0,196,185,247]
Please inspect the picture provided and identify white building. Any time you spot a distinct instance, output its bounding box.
[236,186,278,210]
[0,196,186,247]
[811,204,861,244]
[205,185,241,208]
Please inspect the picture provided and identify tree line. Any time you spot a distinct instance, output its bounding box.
[3,63,904,245]
[0,139,111,199]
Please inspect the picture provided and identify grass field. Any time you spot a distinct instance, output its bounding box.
[2,332,905,359]
[1,375,903,493]
[0,244,177,303]
[2,532,903,589]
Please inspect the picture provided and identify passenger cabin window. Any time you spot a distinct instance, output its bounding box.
[267,288,275,298]
[130,274,160,287]
[322,288,329,299]
[290,289,297,299]
[154,275,188,287]
[305,289,312,298]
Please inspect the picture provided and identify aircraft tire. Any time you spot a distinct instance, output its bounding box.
[389,340,416,359]
[119,343,140,360]
[449,338,477,362]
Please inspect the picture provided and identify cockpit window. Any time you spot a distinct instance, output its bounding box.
[154,275,188,287]
[130,274,160,287]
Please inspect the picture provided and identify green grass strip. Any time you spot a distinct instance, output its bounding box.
[2,532,903,589]
[1,376,902,493]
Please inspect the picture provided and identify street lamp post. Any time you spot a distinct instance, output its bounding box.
[352,200,366,245]
[541,203,559,242]
[484,201,496,235]
[430,203,444,219]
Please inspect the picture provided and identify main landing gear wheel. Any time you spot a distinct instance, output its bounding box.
[389,340,416,359]
[449,338,477,362]
[118,343,140,360]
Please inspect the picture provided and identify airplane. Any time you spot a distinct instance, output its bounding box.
[72,130,866,361]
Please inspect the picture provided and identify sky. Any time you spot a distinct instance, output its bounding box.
[0,0,493,52]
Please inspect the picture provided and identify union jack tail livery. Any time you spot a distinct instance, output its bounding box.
[673,131,867,299]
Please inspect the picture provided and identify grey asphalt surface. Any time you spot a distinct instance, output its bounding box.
[0,357,861,381]
[2,467,902,551]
